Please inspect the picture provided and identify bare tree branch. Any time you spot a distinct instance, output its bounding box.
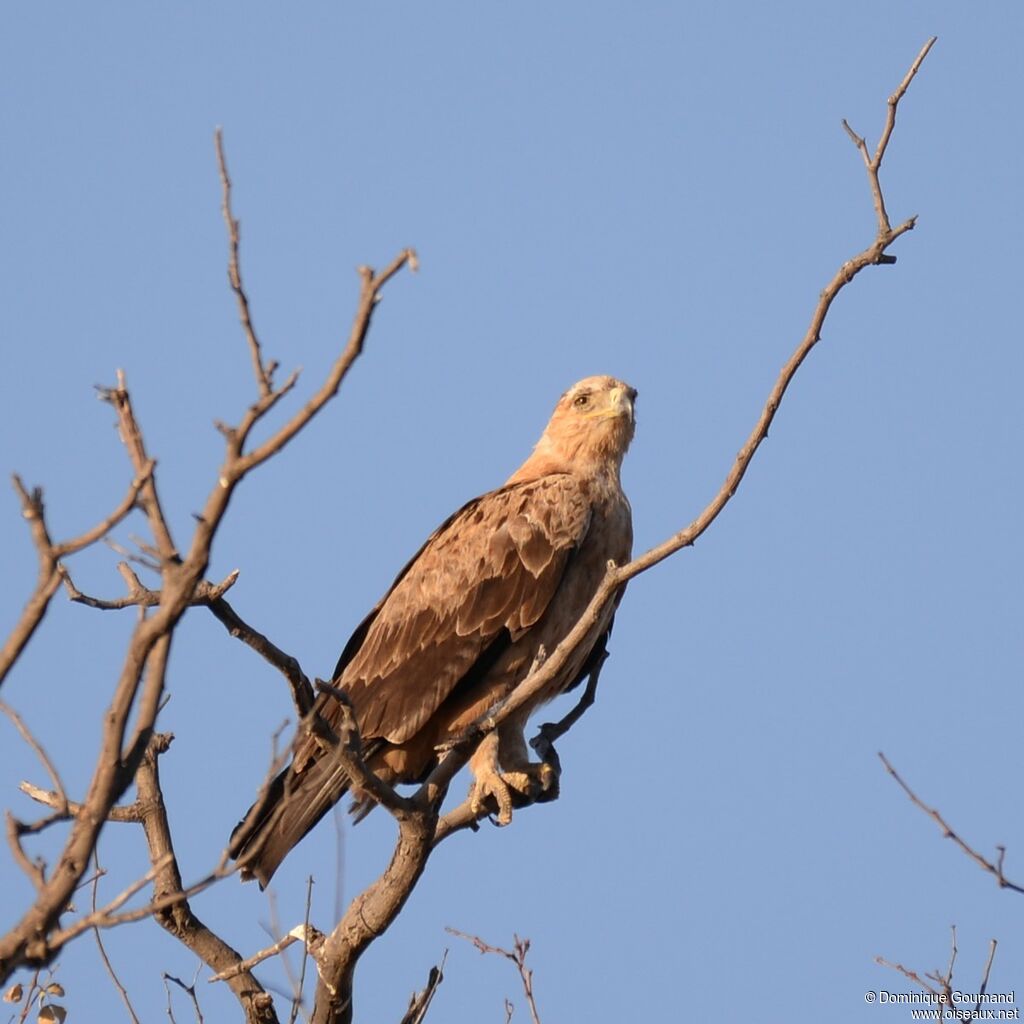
[223,247,417,480]
[0,701,67,813]
[216,128,274,397]
[0,462,153,688]
[446,930,541,1024]
[91,849,142,1024]
[308,684,416,818]
[208,924,325,986]
[398,953,446,1024]
[61,561,314,718]
[132,735,278,1024]
[0,127,412,981]
[208,600,314,718]
[311,812,437,1024]
[19,783,140,824]
[876,929,1000,1018]
[163,969,206,1024]
[843,36,937,237]
[430,653,605,845]
[101,372,179,564]
[878,752,1024,895]
[60,564,239,612]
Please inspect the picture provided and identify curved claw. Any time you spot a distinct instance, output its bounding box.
[468,761,559,825]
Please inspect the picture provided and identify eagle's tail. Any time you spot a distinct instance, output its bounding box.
[230,756,353,889]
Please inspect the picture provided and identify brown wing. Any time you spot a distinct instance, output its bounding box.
[335,473,592,745]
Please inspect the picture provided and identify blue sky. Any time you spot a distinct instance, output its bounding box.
[2,4,1022,1021]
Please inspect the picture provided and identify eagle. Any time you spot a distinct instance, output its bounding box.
[231,375,636,886]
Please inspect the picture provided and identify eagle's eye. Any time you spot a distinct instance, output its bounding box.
[573,393,590,408]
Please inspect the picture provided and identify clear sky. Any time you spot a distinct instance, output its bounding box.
[2,3,1022,1022]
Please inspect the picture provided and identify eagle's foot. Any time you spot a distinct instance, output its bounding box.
[468,766,516,825]
[467,730,559,824]
[468,755,559,825]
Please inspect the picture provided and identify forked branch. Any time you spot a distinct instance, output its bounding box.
[0,462,153,688]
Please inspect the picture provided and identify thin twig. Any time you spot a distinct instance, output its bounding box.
[878,753,1024,894]
[208,924,325,986]
[19,782,141,823]
[60,565,239,612]
[842,37,937,235]
[874,956,942,998]
[0,701,67,811]
[215,129,273,397]
[308,684,415,818]
[208,598,314,716]
[100,371,179,563]
[5,810,46,889]
[876,933,1000,1018]
[446,930,541,1024]
[53,461,156,558]
[0,461,153,688]
[164,969,205,1024]
[222,248,417,479]
[288,877,316,1024]
[973,940,998,1014]
[91,849,142,1024]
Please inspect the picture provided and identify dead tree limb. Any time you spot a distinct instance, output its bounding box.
[878,753,1024,895]
[0,125,413,985]
[0,463,153,688]
[446,930,541,1024]
[132,735,278,1024]
[876,927,999,1018]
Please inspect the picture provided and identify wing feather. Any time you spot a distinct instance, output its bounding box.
[336,474,591,745]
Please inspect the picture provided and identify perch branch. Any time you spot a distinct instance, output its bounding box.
[431,652,606,844]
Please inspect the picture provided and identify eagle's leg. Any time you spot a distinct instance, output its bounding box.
[467,715,559,825]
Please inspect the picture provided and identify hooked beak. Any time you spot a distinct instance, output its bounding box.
[608,385,637,423]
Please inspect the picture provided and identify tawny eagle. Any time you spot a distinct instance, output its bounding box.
[232,375,635,886]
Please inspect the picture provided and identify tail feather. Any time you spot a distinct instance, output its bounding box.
[231,758,352,888]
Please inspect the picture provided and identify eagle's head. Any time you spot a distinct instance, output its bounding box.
[531,375,637,475]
